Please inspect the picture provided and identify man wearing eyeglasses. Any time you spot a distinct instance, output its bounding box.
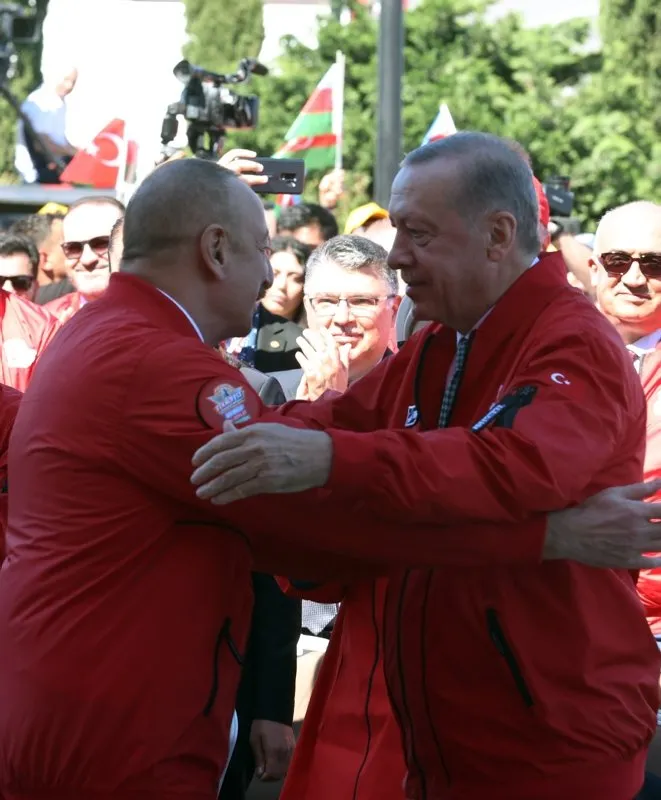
[590,200,661,795]
[0,233,59,392]
[276,235,400,402]
[46,196,125,324]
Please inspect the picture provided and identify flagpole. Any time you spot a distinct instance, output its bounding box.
[333,50,345,172]
[114,122,130,204]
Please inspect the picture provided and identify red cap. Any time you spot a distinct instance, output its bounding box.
[532,176,550,227]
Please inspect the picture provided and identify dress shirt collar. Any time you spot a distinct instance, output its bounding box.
[157,289,204,342]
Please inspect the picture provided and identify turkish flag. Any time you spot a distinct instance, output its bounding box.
[61,118,127,189]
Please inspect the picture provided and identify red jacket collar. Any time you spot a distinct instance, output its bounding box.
[103,273,202,341]
[428,251,574,350]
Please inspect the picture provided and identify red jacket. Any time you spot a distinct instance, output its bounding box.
[279,578,406,800]
[274,252,660,800]
[0,384,20,559]
[632,344,661,633]
[0,291,59,391]
[0,274,375,799]
[45,291,83,324]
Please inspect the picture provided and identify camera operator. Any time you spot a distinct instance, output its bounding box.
[14,66,78,185]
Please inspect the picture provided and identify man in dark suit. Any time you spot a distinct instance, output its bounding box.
[219,369,300,800]
[254,306,303,374]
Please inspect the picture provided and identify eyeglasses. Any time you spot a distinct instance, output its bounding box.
[61,235,110,262]
[599,251,661,280]
[307,294,395,318]
[0,275,35,292]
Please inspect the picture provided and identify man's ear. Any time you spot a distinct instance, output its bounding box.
[390,294,402,323]
[486,211,517,262]
[588,256,599,289]
[200,224,227,278]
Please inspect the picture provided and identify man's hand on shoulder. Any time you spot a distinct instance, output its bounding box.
[545,481,661,568]
[191,419,332,504]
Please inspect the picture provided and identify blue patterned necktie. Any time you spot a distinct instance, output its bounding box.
[438,332,475,428]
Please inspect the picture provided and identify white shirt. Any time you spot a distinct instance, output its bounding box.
[157,290,204,341]
[15,84,70,184]
[627,330,661,374]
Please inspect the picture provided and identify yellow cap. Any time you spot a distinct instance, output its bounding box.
[38,202,69,216]
[344,202,389,235]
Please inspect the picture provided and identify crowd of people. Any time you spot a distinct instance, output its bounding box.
[0,133,660,800]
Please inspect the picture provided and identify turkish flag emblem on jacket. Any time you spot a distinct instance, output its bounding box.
[61,118,137,189]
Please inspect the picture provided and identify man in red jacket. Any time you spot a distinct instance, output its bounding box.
[192,133,661,800]
[46,196,124,323]
[0,267,59,391]
[3,155,660,800]
[590,200,661,786]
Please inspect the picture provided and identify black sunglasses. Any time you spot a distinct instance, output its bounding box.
[61,235,110,261]
[599,251,661,280]
[0,274,35,292]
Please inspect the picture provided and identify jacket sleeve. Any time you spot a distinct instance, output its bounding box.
[0,384,21,562]
[270,347,400,432]
[324,330,644,525]
[243,573,301,726]
[118,339,548,570]
[36,311,61,358]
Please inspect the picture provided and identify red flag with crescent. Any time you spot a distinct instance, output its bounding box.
[61,118,127,189]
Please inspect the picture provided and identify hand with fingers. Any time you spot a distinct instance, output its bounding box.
[295,328,351,401]
[318,168,345,209]
[544,480,661,569]
[191,419,332,505]
[218,149,268,187]
[250,720,295,782]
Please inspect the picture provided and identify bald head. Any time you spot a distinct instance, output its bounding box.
[120,157,273,346]
[122,158,258,262]
[591,200,661,344]
[594,201,661,255]
[404,132,540,261]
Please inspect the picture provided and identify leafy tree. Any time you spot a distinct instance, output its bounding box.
[226,0,605,218]
[183,0,265,74]
[601,0,661,112]
[0,0,48,182]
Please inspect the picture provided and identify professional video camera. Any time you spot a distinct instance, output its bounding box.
[161,57,268,159]
[544,176,581,237]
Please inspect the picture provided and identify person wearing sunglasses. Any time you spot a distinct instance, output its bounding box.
[0,233,40,302]
[46,196,125,324]
[590,200,661,797]
[0,233,60,392]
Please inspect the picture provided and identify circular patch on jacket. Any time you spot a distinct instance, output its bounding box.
[196,379,260,430]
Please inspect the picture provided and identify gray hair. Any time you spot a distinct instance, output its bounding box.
[305,234,398,294]
[404,132,540,262]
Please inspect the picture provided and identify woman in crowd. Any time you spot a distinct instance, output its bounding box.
[226,236,312,373]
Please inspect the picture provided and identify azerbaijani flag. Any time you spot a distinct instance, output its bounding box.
[422,103,457,145]
[273,62,341,172]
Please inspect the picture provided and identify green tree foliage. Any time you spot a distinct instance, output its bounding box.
[191,0,661,225]
[0,0,48,182]
[183,0,265,74]
[601,0,661,110]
